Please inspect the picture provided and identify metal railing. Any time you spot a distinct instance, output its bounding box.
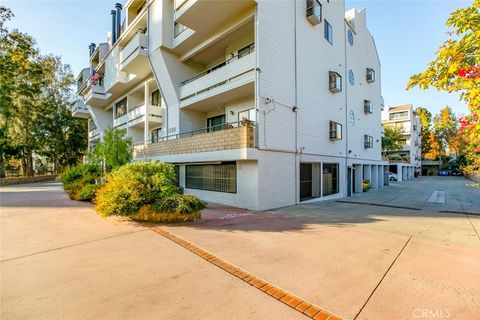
[180,43,255,86]
[142,119,256,145]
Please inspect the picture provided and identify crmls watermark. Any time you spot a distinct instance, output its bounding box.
[412,308,451,319]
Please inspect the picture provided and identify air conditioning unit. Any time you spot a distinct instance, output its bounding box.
[306,0,322,26]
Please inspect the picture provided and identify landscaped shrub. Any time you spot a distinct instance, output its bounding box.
[402,155,410,161]
[362,179,371,192]
[95,176,143,217]
[95,162,181,217]
[131,194,206,223]
[77,183,101,202]
[60,164,102,201]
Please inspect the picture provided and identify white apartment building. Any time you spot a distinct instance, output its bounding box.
[73,0,388,210]
[382,104,422,177]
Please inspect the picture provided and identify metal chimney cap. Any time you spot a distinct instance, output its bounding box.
[111,10,116,15]
[115,3,123,9]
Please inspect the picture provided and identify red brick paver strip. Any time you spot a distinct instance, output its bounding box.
[149,226,342,319]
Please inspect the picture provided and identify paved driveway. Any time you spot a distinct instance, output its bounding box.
[1,177,479,320]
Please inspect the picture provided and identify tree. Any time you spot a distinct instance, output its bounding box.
[423,131,443,160]
[416,107,433,157]
[407,0,479,173]
[0,6,87,176]
[93,128,132,173]
[433,106,458,152]
[382,124,405,154]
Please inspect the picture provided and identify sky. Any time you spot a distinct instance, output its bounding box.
[3,0,473,117]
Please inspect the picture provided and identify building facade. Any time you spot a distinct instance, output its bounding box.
[381,104,422,177]
[73,0,388,210]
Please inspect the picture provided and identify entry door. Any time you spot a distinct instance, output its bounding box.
[300,163,312,201]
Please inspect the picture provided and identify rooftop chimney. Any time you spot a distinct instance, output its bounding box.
[115,3,123,41]
[111,10,117,44]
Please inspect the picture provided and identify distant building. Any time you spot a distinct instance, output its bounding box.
[382,104,422,176]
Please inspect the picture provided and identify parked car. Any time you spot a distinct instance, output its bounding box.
[450,169,463,176]
[388,172,398,181]
[439,170,449,176]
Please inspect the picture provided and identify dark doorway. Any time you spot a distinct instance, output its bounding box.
[300,163,312,201]
[347,167,352,196]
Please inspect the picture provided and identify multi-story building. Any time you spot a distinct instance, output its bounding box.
[382,104,422,176]
[73,0,388,210]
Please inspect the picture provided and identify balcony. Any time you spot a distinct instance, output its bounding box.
[71,100,90,119]
[179,44,255,109]
[175,0,255,34]
[113,104,164,128]
[133,121,255,159]
[120,31,148,74]
[88,128,101,141]
[83,81,110,107]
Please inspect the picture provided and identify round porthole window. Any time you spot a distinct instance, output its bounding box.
[348,69,354,85]
[348,29,354,46]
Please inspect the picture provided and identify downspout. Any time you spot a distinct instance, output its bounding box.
[294,0,299,205]
[344,16,349,196]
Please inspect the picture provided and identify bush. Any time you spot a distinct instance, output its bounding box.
[362,179,371,192]
[60,164,101,184]
[388,154,402,161]
[95,162,181,217]
[60,164,102,201]
[76,183,100,202]
[131,194,206,223]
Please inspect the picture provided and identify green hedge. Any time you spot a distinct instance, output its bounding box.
[60,164,101,201]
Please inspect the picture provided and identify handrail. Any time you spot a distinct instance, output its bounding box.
[129,103,145,113]
[180,43,255,86]
[141,119,256,145]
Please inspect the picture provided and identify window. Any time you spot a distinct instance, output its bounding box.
[329,71,342,93]
[348,29,354,46]
[186,162,236,193]
[322,163,339,196]
[114,97,127,119]
[364,134,374,148]
[238,43,254,59]
[389,111,408,120]
[306,0,322,26]
[366,68,375,83]
[151,90,160,106]
[364,100,372,114]
[329,121,342,140]
[324,20,333,44]
[413,124,417,131]
[238,108,256,123]
[207,115,226,132]
[348,69,354,85]
[151,128,161,143]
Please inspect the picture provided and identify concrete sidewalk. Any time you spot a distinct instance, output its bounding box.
[1,182,303,320]
[2,181,480,320]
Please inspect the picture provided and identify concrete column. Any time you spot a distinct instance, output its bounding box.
[354,164,363,193]
[402,166,408,181]
[378,165,384,188]
[363,165,372,190]
[144,80,151,144]
[371,165,378,189]
[312,163,320,198]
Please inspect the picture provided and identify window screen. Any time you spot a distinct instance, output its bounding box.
[186,162,236,193]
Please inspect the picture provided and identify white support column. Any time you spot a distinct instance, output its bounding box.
[144,80,151,144]
[371,165,378,189]
[354,164,363,193]
[363,165,372,191]
[378,165,384,188]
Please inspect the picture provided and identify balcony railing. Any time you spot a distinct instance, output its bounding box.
[133,120,255,159]
[180,43,255,86]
